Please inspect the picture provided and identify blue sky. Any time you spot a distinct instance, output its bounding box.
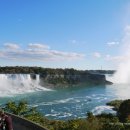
[0,0,130,70]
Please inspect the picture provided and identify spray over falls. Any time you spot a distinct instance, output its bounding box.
[0,74,51,97]
[107,26,130,84]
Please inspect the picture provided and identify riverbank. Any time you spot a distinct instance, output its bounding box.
[4,99,130,130]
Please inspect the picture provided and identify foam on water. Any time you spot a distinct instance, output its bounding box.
[0,74,51,97]
[92,105,114,115]
[29,93,113,120]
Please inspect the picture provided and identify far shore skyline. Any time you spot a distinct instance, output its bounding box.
[0,66,115,71]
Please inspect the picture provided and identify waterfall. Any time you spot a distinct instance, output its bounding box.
[0,74,51,97]
[36,74,40,83]
[105,74,114,83]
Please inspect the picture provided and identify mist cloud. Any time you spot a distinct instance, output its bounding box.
[111,25,130,84]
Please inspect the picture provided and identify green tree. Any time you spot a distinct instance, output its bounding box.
[5,100,28,116]
[118,99,130,122]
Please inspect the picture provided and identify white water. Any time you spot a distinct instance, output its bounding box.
[0,74,51,97]
[106,26,130,84]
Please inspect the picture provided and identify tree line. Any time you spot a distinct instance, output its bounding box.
[0,66,115,74]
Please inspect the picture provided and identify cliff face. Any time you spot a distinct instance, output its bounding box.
[0,67,112,87]
[39,73,112,88]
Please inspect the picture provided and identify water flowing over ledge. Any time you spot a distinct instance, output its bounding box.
[0,74,51,97]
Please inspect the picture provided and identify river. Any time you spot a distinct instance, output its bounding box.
[1,81,130,120]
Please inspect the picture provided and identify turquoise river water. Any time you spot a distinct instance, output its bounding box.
[1,83,130,120]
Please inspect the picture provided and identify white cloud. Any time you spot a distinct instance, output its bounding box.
[105,54,124,61]
[28,43,50,49]
[125,25,130,33]
[70,40,77,44]
[123,3,130,26]
[0,43,85,61]
[105,54,111,59]
[109,23,130,83]
[123,25,130,49]
[105,25,130,63]
[0,51,4,57]
[4,43,20,50]
[106,41,119,46]
[93,52,101,58]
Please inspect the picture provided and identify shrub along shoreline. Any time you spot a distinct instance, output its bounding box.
[1,99,130,130]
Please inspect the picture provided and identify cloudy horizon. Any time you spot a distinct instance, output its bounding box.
[0,0,130,70]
